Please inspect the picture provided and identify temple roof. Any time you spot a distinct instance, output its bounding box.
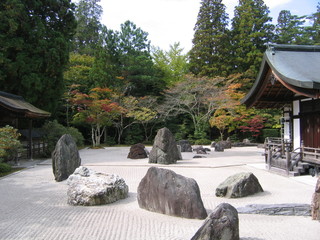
[241,44,320,109]
[0,91,51,118]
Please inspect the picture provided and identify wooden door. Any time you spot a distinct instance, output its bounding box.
[301,113,320,148]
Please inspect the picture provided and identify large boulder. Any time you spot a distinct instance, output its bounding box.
[127,143,148,159]
[216,172,263,198]
[67,166,128,206]
[191,203,239,240]
[52,134,81,182]
[149,127,182,164]
[137,167,207,219]
[177,140,193,152]
[311,177,320,220]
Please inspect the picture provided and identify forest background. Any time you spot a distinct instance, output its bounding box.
[1,0,320,151]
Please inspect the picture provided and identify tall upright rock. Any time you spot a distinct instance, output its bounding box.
[52,134,81,182]
[311,177,320,220]
[149,127,182,164]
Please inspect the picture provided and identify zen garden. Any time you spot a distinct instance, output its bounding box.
[0,0,320,240]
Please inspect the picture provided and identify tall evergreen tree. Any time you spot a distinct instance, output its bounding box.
[311,2,320,44]
[72,0,103,55]
[189,0,230,77]
[231,0,274,75]
[275,10,314,44]
[0,0,76,112]
[96,21,165,96]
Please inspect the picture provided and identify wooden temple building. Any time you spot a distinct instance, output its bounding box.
[241,44,320,176]
[0,91,50,160]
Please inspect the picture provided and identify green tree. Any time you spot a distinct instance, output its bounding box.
[64,53,95,91]
[72,0,103,55]
[275,10,315,45]
[189,0,230,77]
[231,0,274,75]
[152,42,189,86]
[312,2,320,44]
[100,21,166,96]
[0,0,76,112]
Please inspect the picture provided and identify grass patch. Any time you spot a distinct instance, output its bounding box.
[0,167,24,178]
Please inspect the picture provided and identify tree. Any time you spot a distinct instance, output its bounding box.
[100,21,166,96]
[152,42,189,86]
[0,0,76,112]
[189,0,230,77]
[69,87,121,147]
[126,96,159,142]
[161,74,223,140]
[64,53,95,91]
[275,10,315,45]
[209,81,245,140]
[72,0,103,55]
[231,0,274,75]
[312,2,320,44]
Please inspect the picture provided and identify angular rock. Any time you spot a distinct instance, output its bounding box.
[214,142,224,152]
[149,127,182,164]
[67,166,128,206]
[216,172,263,198]
[127,143,148,159]
[191,203,239,240]
[311,177,320,220]
[52,134,81,182]
[137,167,207,219]
[193,146,210,154]
[210,141,216,148]
[218,140,232,149]
[177,140,193,152]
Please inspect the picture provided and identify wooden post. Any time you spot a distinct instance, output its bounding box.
[267,146,271,170]
[286,145,291,175]
[28,119,33,160]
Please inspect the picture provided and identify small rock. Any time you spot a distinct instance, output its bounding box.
[214,142,224,152]
[177,140,193,152]
[216,172,263,198]
[127,143,148,159]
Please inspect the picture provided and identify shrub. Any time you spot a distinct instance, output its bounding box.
[194,139,212,145]
[0,125,22,162]
[42,120,84,156]
[259,128,280,142]
[0,162,12,173]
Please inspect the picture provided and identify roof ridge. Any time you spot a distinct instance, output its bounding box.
[267,44,320,52]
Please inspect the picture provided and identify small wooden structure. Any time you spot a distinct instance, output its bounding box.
[0,91,51,160]
[242,44,320,176]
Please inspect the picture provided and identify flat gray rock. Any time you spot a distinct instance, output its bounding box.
[237,204,311,216]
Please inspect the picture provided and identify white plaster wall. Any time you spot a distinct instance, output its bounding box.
[293,100,300,150]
